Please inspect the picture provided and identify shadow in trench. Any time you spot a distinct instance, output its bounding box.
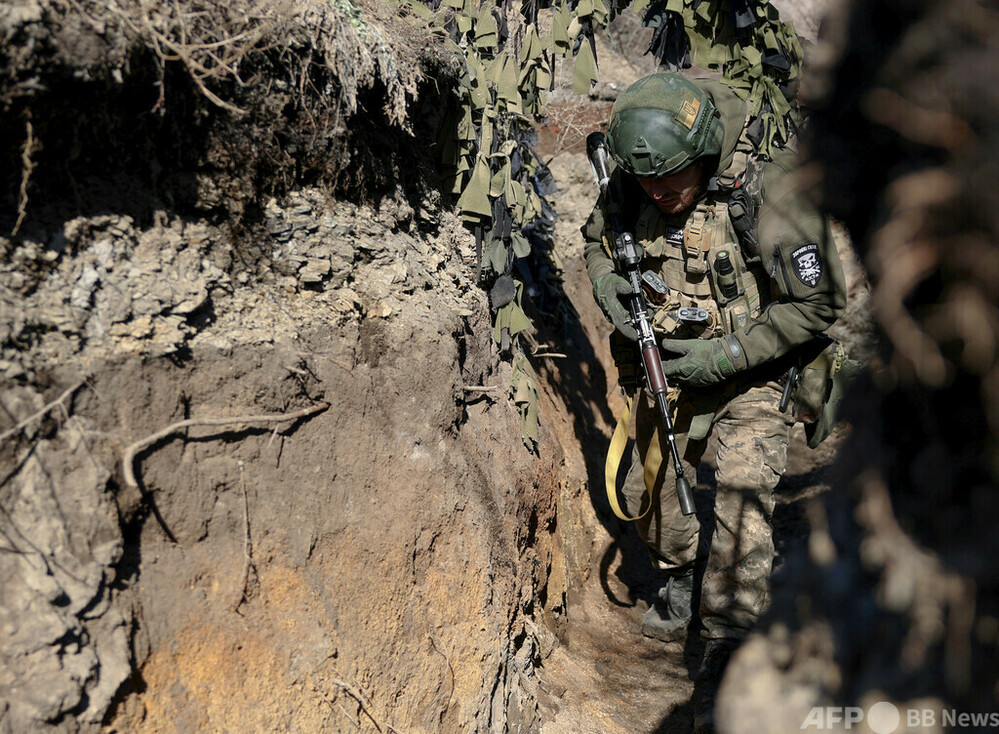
[652,457,839,734]
[533,303,666,610]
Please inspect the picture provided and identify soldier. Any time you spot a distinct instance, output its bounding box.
[582,72,847,729]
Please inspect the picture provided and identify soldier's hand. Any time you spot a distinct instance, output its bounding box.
[659,337,743,387]
[592,272,638,341]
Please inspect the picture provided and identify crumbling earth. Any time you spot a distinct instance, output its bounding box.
[0,1,595,730]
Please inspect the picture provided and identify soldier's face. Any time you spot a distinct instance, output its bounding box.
[639,162,704,214]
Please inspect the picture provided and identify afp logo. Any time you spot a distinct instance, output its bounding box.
[801,702,901,733]
[791,243,823,288]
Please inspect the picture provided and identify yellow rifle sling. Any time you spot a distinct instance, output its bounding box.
[605,395,661,522]
[643,425,665,504]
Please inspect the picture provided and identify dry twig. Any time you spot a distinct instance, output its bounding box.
[12,113,37,236]
[94,0,291,114]
[231,461,254,612]
[0,381,85,443]
[429,635,455,716]
[313,681,362,730]
[122,401,329,489]
[328,677,402,734]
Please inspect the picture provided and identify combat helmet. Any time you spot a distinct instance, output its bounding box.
[606,73,724,177]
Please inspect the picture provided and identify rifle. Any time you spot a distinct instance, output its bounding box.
[587,132,696,517]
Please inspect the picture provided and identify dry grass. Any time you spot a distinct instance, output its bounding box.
[58,0,290,113]
[57,0,425,125]
[0,0,449,231]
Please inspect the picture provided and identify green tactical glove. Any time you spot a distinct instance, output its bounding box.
[659,336,748,387]
[592,271,638,341]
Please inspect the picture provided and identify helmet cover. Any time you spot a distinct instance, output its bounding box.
[606,73,724,177]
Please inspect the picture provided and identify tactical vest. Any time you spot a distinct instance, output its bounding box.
[634,196,772,340]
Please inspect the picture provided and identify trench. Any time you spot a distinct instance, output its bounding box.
[0,5,866,733]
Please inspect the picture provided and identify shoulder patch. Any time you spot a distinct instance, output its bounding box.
[790,243,823,287]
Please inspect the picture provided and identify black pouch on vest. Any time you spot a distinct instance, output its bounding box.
[610,330,641,396]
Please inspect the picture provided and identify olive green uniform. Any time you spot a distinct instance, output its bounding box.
[583,80,847,640]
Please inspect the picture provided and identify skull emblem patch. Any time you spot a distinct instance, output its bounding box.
[791,243,823,287]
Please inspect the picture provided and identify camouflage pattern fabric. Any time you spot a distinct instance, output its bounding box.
[620,380,794,640]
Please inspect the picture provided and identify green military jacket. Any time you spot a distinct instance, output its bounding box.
[582,80,847,373]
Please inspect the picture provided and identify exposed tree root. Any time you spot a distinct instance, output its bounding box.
[121,400,329,489]
[0,380,85,443]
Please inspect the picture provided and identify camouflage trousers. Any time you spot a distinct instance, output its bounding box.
[621,379,794,640]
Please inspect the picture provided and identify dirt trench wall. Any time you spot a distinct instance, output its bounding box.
[92,235,573,734]
[0,2,607,731]
[2,190,601,733]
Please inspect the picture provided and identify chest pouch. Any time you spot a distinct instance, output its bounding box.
[706,229,765,337]
[709,246,751,334]
[682,205,712,274]
[786,336,862,448]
